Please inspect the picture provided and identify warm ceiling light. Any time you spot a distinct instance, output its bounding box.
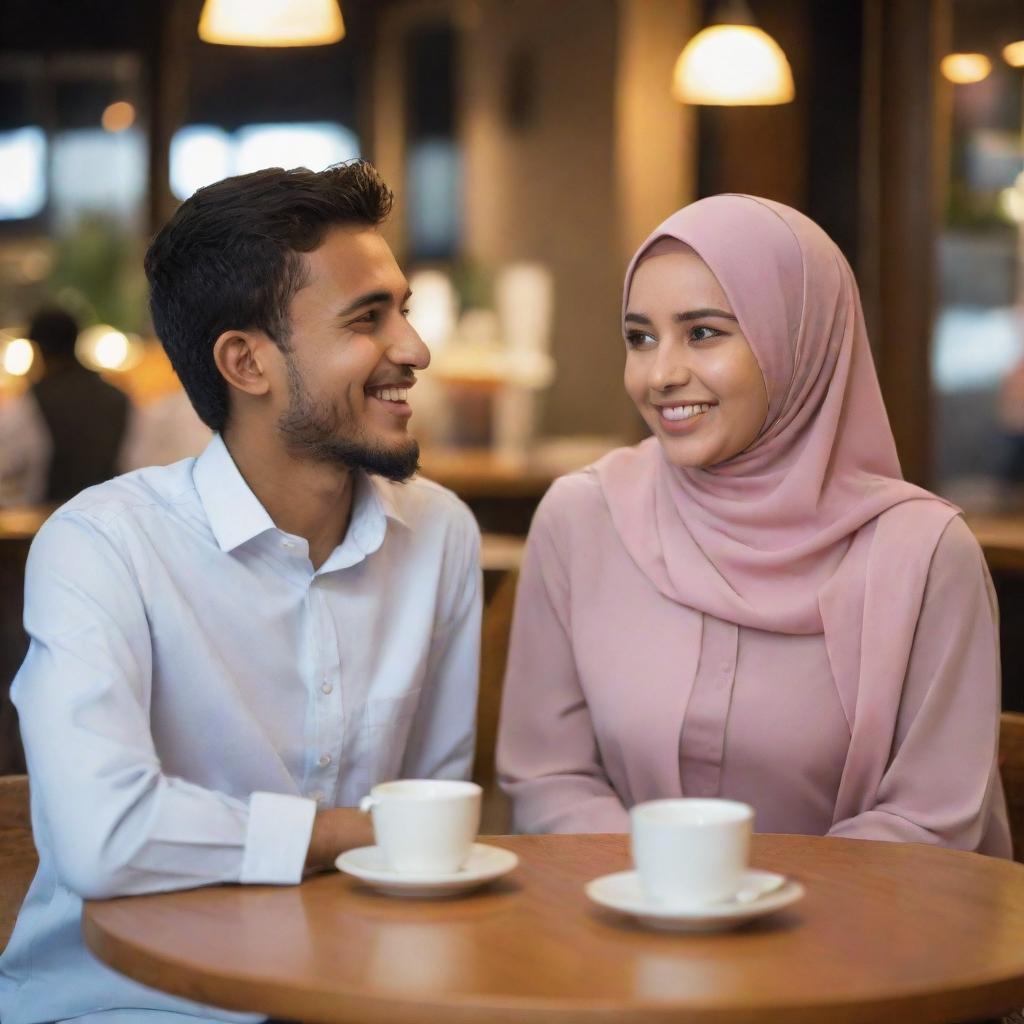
[940,53,992,84]
[198,0,345,47]
[1000,186,1024,223]
[101,101,136,133]
[75,325,142,372]
[1004,41,1024,67]
[672,2,794,106]
[2,337,35,377]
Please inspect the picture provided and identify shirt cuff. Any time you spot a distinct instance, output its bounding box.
[240,792,317,885]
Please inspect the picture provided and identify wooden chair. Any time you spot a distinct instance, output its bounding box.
[1000,712,1024,862]
[0,534,31,775]
[474,568,518,835]
[0,774,36,951]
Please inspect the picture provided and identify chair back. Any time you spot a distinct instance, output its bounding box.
[474,569,518,835]
[1001,712,1024,862]
[0,774,35,951]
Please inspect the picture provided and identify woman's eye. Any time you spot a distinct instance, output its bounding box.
[625,330,656,349]
[690,324,723,343]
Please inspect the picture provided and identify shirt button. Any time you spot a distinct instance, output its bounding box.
[311,790,324,803]
[318,754,332,768]
[281,538,295,549]
[321,682,333,695]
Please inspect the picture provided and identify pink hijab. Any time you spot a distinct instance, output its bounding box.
[596,195,961,823]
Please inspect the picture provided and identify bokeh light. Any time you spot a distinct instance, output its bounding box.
[101,101,137,133]
[940,53,992,85]
[2,337,35,377]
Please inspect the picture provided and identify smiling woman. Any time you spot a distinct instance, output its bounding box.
[497,194,1011,859]
[622,238,768,470]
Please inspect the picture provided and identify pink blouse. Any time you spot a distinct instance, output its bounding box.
[497,470,1011,856]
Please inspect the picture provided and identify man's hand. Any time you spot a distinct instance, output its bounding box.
[305,807,375,873]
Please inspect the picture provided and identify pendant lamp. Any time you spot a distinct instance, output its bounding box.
[672,0,794,106]
[198,0,345,47]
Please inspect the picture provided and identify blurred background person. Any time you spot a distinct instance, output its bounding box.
[0,307,129,506]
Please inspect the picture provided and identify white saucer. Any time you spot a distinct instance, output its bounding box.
[585,869,804,932]
[335,842,518,898]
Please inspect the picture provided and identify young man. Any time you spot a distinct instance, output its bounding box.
[0,162,481,1023]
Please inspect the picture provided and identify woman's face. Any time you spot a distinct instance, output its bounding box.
[623,248,769,469]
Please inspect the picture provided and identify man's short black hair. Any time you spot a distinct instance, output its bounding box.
[144,160,394,432]
[28,307,79,360]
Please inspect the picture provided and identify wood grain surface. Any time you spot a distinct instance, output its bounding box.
[83,833,1024,1024]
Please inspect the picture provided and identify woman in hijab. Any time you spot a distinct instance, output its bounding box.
[496,195,1010,855]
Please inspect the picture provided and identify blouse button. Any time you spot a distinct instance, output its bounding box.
[318,754,332,768]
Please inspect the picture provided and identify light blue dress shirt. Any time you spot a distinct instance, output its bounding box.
[0,435,481,1023]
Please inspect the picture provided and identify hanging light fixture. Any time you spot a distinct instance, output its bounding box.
[198,0,345,47]
[671,0,794,106]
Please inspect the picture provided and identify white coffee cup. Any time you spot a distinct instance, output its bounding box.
[630,798,753,906]
[359,779,482,876]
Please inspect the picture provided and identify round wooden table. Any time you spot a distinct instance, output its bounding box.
[83,833,1024,1024]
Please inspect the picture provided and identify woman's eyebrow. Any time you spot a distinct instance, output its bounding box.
[623,308,738,324]
[675,308,738,322]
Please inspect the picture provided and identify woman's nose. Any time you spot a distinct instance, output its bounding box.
[649,341,691,390]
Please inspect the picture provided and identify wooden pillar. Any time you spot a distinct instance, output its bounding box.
[147,0,197,235]
[613,0,699,263]
[859,0,952,486]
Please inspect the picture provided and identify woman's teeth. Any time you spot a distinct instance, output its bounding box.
[374,388,409,402]
[661,403,710,421]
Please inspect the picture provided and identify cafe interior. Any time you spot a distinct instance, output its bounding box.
[4,0,1024,1020]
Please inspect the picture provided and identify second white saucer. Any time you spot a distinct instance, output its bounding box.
[585,868,804,932]
[336,842,518,898]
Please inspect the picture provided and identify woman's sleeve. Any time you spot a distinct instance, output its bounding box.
[829,517,1009,853]
[496,482,630,834]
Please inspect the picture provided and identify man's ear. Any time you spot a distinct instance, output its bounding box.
[212,330,273,397]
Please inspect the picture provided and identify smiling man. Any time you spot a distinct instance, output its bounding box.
[0,162,482,1023]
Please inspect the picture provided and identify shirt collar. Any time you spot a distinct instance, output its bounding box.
[193,434,408,557]
[193,434,277,553]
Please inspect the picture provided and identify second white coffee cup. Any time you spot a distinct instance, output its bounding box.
[630,797,753,906]
[359,779,482,875]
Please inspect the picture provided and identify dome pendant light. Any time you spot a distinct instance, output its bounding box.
[672,0,795,106]
[198,0,345,47]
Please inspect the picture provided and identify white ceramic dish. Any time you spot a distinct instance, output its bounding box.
[336,842,518,898]
[585,868,804,932]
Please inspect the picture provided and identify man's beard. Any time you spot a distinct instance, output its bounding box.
[278,357,420,482]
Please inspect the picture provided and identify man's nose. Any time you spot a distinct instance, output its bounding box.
[387,318,431,371]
